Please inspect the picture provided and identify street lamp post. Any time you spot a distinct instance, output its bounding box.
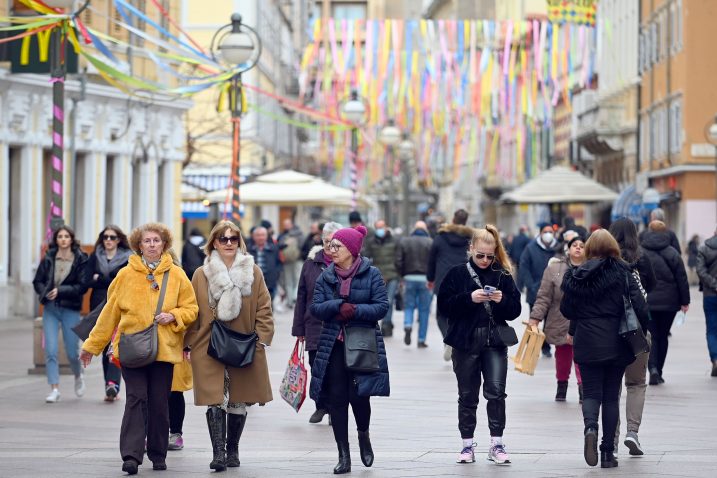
[397,133,415,234]
[704,115,717,223]
[378,119,401,225]
[340,91,368,210]
[43,0,90,231]
[210,14,261,225]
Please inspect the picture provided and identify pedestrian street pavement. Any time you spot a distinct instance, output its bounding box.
[0,286,715,477]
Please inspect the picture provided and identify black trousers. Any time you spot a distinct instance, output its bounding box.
[102,344,122,389]
[325,340,371,444]
[580,361,626,452]
[168,391,185,435]
[120,361,174,464]
[308,349,327,411]
[452,336,508,438]
[648,310,676,376]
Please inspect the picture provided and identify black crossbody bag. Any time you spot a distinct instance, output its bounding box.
[465,263,518,347]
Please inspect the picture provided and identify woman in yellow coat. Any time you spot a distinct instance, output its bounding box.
[185,220,274,471]
[80,223,198,476]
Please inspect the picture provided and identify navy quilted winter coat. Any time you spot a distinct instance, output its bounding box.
[309,258,390,399]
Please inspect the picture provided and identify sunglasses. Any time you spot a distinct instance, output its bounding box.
[103,234,118,241]
[146,273,160,291]
[328,242,344,252]
[218,236,241,245]
[475,253,495,261]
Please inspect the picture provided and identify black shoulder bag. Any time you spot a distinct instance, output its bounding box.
[207,296,258,369]
[466,263,518,347]
[619,273,650,357]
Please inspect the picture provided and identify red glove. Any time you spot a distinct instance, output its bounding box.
[339,302,356,320]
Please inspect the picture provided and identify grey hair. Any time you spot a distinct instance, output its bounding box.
[322,222,343,240]
[650,208,665,221]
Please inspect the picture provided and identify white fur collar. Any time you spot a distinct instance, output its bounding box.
[203,250,255,321]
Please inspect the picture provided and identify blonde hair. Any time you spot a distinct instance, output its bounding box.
[128,223,173,254]
[648,220,667,232]
[204,220,247,256]
[584,229,621,260]
[471,224,513,274]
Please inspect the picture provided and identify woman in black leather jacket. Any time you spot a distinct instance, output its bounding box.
[438,225,521,467]
[32,225,89,403]
[560,229,649,469]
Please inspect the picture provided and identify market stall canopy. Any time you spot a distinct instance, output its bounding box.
[205,170,375,208]
[499,166,619,204]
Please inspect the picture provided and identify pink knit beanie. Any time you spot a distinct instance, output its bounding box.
[332,225,368,257]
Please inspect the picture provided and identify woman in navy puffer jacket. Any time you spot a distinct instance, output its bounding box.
[310,225,389,475]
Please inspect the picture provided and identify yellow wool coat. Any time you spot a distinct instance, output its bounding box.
[83,253,199,365]
[185,261,274,406]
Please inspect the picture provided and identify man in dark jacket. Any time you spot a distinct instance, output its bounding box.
[427,209,474,360]
[248,226,283,300]
[639,208,681,253]
[362,219,400,336]
[278,219,304,308]
[181,228,206,279]
[696,229,717,377]
[508,225,530,267]
[396,221,433,347]
[519,222,561,357]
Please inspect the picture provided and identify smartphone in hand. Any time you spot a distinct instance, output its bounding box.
[484,285,497,295]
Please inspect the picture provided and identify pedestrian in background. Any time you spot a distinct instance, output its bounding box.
[508,225,530,273]
[695,228,717,377]
[519,222,561,358]
[278,218,304,308]
[529,233,586,402]
[687,234,700,285]
[560,229,649,469]
[396,220,433,348]
[247,226,282,301]
[167,353,192,451]
[639,208,681,253]
[641,220,690,385]
[80,222,199,475]
[310,225,390,474]
[292,221,343,424]
[33,225,90,403]
[301,221,323,260]
[185,220,274,471]
[362,219,400,337]
[426,209,474,360]
[87,225,131,402]
[181,227,206,279]
[438,225,521,466]
[609,218,656,456]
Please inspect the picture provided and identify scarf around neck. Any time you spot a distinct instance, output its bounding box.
[204,250,255,321]
[335,256,362,298]
[96,245,131,277]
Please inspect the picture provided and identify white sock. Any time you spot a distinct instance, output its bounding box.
[462,438,474,448]
[491,436,503,446]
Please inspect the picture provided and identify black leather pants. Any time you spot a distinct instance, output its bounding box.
[452,328,508,438]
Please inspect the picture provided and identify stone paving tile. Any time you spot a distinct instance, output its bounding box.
[0,287,715,477]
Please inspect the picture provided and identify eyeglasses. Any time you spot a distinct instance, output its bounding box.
[217,236,241,245]
[475,253,495,261]
[328,241,344,252]
[103,234,118,241]
[146,273,160,291]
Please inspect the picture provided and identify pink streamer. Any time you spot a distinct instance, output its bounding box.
[52,156,62,171]
[502,20,513,77]
[53,105,63,121]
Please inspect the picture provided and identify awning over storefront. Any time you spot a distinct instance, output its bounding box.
[499,166,618,204]
[610,185,643,222]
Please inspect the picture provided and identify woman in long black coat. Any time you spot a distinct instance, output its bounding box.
[292,221,342,424]
[640,221,690,385]
[310,225,389,474]
[561,229,649,468]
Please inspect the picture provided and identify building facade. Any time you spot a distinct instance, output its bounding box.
[0,0,191,319]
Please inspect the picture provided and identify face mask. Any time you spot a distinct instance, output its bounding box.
[375,228,386,238]
[541,232,554,244]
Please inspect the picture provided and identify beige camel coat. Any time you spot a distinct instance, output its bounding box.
[185,262,274,406]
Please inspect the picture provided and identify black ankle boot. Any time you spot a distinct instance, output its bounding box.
[555,381,568,401]
[206,408,227,471]
[226,413,246,467]
[600,450,618,468]
[357,430,374,467]
[583,427,598,467]
[333,441,351,474]
[122,458,138,475]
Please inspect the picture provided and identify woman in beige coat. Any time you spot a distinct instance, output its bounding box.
[529,234,586,402]
[185,220,274,471]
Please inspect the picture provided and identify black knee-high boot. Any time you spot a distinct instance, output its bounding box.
[206,408,226,472]
[226,413,246,467]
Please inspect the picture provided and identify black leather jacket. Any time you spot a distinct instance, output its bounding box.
[32,246,90,311]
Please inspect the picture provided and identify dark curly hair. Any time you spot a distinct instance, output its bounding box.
[93,225,130,251]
